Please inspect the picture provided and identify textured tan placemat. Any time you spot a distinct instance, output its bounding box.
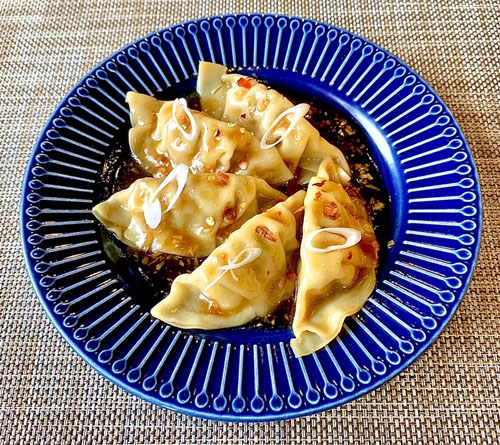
[0,0,499,443]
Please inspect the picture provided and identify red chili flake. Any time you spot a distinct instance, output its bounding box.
[240,113,247,119]
[216,170,229,186]
[315,191,323,200]
[223,206,238,223]
[347,251,353,260]
[345,203,356,215]
[312,180,327,188]
[238,160,249,170]
[286,271,297,281]
[255,225,277,242]
[214,128,221,139]
[157,165,170,176]
[237,77,252,89]
[323,202,339,219]
[208,302,223,315]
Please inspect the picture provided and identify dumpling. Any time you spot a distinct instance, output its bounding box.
[291,157,379,356]
[197,62,351,184]
[127,92,293,185]
[151,191,306,329]
[92,165,286,257]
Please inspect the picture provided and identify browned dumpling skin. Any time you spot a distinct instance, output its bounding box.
[92,170,285,258]
[127,92,293,185]
[151,191,305,329]
[291,157,379,356]
[196,62,351,184]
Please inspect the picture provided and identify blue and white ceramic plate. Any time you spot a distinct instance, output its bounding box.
[21,14,482,421]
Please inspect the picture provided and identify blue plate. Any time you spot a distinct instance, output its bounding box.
[21,14,482,421]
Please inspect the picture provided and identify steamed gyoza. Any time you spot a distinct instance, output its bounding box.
[291,157,379,357]
[93,64,384,359]
[197,62,351,184]
[127,92,293,185]
[151,192,305,329]
[92,166,285,257]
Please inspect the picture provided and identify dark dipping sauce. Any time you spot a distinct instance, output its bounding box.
[97,89,392,328]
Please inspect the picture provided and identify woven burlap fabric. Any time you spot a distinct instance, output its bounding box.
[0,0,498,443]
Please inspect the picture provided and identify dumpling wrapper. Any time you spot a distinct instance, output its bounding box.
[127,92,293,185]
[93,171,285,258]
[151,191,306,329]
[197,62,351,184]
[291,157,379,356]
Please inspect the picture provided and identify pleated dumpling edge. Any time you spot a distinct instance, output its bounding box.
[150,191,306,330]
[92,169,286,258]
[291,157,379,357]
[197,61,351,185]
[126,91,293,185]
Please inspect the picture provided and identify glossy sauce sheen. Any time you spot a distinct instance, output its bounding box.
[97,90,392,327]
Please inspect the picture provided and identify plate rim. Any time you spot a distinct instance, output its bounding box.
[20,13,483,421]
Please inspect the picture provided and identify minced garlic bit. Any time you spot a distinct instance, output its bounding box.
[238,160,249,170]
[257,100,269,112]
[205,216,215,227]
[344,124,355,135]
